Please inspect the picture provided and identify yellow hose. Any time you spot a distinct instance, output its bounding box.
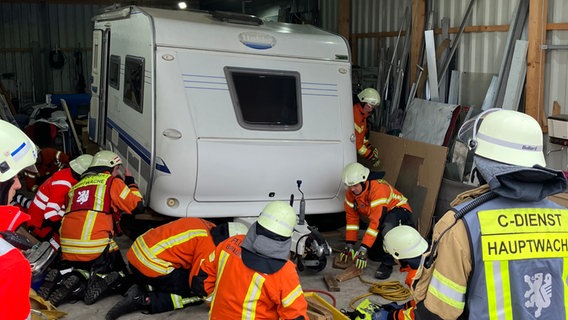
[349,276,411,309]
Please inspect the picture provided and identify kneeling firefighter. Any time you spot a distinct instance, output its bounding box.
[40,150,145,306]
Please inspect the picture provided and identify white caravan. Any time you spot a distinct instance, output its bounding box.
[89,6,355,221]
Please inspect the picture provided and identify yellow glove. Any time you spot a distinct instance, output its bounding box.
[354,247,368,269]
[339,244,355,263]
[370,148,380,167]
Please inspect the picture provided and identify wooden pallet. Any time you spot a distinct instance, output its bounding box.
[306,295,334,320]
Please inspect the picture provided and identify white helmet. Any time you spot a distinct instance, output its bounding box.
[383,225,428,260]
[89,150,122,169]
[472,109,545,167]
[342,162,370,187]
[0,120,38,182]
[69,154,94,175]
[357,88,381,107]
[227,222,249,237]
[257,201,297,237]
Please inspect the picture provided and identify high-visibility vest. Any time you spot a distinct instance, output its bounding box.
[66,173,113,214]
[60,173,117,261]
[450,196,568,319]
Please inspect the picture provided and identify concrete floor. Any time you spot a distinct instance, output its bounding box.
[53,228,409,320]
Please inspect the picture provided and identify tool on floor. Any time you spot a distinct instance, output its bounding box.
[290,180,331,272]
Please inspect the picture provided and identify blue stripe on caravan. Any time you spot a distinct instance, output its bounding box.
[106,118,153,164]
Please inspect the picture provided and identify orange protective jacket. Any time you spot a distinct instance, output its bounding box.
[344,179,412,248]
[28,168,77,242]
[202,235,308,320]
[127,218,216,283]
[353,102,375,160]
[60,172,143,262]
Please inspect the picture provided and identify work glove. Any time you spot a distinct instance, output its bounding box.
[354,246,368,269]
[339,243,355,263]
[370,148,380,168]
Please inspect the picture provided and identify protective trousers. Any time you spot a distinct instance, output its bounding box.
[368,207,414,265]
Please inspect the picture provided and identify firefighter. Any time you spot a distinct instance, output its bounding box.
[0,119,38,320]
[374,225,429,320]
[28,153,93,245]
[354,88,381,167]
[339,162,415,279]
[413,109,568,319]
[105,218,248,319]
[193,201,308,319]
[44,150,144,307]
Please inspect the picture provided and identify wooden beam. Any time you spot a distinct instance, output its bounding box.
[547,23,568,31]
[338,0,351,58]
[410,0,426,85]
[526,0,547,126]
[352,24,508,40]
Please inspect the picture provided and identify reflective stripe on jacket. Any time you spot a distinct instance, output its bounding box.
[344,179,412,247]
[353,102,374,159]
[202,235,308,320]
[28,168,76,240]
[415,195,568,319]
[60,172,143,262]
[462,196,568,320]
[127,218,216,280]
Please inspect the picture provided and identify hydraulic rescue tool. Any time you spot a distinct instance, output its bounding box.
[289,180,331,272]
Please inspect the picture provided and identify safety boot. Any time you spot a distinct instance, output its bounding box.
[375,263,393,280]
[38,268,62,300]
[49,273,86,306]
[105,284,150,320]
[84,271,120,305]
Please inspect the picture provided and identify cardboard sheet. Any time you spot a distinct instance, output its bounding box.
[369,132,448,237]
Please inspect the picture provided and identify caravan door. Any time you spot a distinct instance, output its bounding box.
[89,29,110,145]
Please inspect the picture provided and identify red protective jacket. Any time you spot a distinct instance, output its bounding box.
[28,167,77,242]
[60,172,143,262]
[353,102,376,160]
[127,218,216,283]
[0,206,31,320]
[202,235,308,320]
[344,179,412,248]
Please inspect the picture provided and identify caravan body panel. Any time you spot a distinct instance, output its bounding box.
[91,6,355,218]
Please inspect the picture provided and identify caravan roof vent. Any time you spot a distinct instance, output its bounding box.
[211,11,263,26]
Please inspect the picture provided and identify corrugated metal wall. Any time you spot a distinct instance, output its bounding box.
[0,2,101,109]
[320,0,568,169]
[320,0,568,114]
[1,2,567,121]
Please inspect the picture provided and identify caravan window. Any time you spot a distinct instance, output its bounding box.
[225,67,302,131]
[123,55,145,113]
[109,55,120,90]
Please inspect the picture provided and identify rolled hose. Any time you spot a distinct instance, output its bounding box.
[349,276,411,309]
